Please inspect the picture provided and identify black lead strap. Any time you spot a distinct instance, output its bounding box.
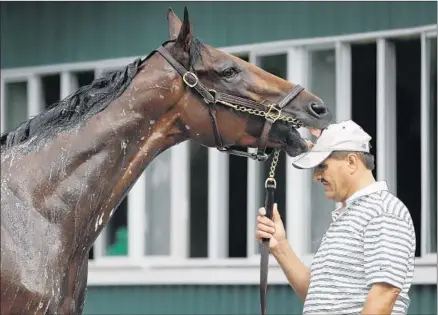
[260,150,279,315]
[260,179,275,315]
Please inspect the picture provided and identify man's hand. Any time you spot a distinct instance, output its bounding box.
[362,283,401,315]
[255,203,287,251]
[305,139,314,149]
[255,203,311,302]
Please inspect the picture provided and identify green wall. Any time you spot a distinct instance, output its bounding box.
[1,1,436,69]
[83,284,437,315]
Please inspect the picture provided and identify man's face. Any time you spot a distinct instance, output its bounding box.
[312,154,350,202]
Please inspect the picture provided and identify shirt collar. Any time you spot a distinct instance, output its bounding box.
[331,181,388,221]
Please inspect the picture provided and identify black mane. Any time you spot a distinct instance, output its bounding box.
[0,58,143,150]
[0,38,205,151]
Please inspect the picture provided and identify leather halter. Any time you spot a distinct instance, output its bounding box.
[156,45,305,162]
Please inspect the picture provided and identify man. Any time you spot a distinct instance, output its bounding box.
[256,120,416,315]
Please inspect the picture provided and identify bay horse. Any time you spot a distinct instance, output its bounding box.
[0,7,332,315]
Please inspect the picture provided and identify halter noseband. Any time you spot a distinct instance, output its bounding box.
[155,45,305,162]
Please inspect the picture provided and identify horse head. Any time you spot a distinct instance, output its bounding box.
[160,7,332,160]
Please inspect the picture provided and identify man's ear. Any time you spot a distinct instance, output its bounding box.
[167,8,182,40]
[347,153,359,173]
[175,7,193,52]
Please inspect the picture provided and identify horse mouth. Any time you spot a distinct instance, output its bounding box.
[268,121,323,158]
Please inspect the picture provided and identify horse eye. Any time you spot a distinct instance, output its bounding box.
[222,67,238,78]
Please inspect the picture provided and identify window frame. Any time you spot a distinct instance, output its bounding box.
[1,24,436,286]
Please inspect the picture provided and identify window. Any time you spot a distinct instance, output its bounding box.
[424,36,437,254]
[228,151,248,258]
[351,43,378,179]
[41,74,60,109]
[189,141,209,258]
[1,25,435,287]
[3,81,28,132]
[394,38,422,256]
[257,54,288,231]
[105,198,128,256]
[308,49,337,252]
[144,149,172,256]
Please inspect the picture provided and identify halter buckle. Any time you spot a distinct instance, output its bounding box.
[265,104,281,122]
[265,178,277,189]
[183,72,198,88]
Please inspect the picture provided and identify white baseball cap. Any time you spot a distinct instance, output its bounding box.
[292,120,372,169]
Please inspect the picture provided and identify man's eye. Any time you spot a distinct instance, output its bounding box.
[316,164,327,171]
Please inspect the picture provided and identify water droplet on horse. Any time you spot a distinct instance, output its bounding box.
[159,95,164,99]
[150,120,155,125]
[185,125,191,130]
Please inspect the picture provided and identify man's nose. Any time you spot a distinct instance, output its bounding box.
[313,171,321,181]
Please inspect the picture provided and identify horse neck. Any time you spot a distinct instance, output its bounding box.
[6,56,187,250]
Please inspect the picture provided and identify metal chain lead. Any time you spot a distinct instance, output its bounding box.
[268,149,280,179]
[216,100,303,128]
[264,149,280,188]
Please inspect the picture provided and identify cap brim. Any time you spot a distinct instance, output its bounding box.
[292,151,332,169]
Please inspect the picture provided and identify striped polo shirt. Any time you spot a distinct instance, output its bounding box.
[303,181,416,315]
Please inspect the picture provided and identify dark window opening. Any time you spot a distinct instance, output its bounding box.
[105,196,128,256]
[189,141,209,257]
[394,38,422,257]
[228,154,248,258]
[42,74,60,110]
[75,71,95,88]
[351,43,377,179]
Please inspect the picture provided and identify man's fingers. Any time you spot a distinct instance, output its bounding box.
[256,231,273,240]
[258,207,266,216]
[272,203,281,220]
[305,139,314,149]
[257,214,274,227]
[257,223,275,234]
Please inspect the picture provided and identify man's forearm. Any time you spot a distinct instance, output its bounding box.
[271,240,310,301]
[361,283,400,315]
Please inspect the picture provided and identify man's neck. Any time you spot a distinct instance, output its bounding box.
[341,170,376,207]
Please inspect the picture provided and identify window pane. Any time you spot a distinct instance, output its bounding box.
[189,141,209,257]
[75,71,95,88]
[105,197,128,256]
[4,81,28,131]
[235,54,249,62]
[42,74,60,110]
[228,53,250,258]
[351,43,377,179]
[228,154,247,257]
[145,149,171,255]
[428,37,437,253]
[394,38,422,257]
[308,49,337,252]
[258,54,287,231]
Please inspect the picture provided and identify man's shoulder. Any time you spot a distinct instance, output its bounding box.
[368,190,414,227]
[355,190,413,227]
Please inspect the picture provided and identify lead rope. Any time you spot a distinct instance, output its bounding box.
[260,149,280,315]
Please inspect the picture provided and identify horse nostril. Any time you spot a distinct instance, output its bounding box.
[309,102,328,117]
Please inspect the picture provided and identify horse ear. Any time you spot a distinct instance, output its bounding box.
[175,7,193,52]
[167,7,182,40]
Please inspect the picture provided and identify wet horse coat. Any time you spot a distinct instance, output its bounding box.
[0,8,331,314]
